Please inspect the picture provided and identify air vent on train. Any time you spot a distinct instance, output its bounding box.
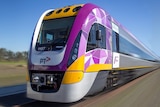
[73,6,82,12]
[46,11,54,16]
[64,8,70,13]
[56,9,62,14]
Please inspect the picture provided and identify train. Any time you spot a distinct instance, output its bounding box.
[27,3,160,103]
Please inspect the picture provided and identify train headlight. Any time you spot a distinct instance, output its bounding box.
[46,75,54,85]
[74,48,78,54]
[67,31,81,66]
[72,54,77,60]
[32,75,40,83]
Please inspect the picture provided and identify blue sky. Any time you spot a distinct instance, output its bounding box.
[0,0,160,57]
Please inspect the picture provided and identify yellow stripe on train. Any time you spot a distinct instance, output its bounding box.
[62,55,113,84]
[86,64,112,72]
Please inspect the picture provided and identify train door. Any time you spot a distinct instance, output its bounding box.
[112,22,120,69]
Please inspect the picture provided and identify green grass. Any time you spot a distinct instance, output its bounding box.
[0,61,27,87]
[0,60,27,65]
[0,75,26,87]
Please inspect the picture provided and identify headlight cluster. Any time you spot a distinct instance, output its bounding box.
[72,43,79,60]
[32,74,57,86]
[68,31,81,66]
[30,72,64,92]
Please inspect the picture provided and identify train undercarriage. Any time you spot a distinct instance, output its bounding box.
[106,70,136,89]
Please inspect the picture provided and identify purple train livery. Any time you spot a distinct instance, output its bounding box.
[27,3,160,102]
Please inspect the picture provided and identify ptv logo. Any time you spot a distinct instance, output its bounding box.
[40,57,51,64]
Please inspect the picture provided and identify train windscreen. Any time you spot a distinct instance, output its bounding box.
[36,17,75,51]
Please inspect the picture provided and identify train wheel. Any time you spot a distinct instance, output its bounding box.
[106,71,120,89]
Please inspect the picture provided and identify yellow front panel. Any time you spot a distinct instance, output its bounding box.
[67,55,85,71]
[62,55,85,84]
[62,71,84,84]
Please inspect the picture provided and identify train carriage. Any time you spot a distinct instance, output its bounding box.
[27,3,160,103]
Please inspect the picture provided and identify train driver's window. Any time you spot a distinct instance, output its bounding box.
[86,23,106,52]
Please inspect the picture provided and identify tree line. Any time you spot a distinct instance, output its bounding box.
[0,48,28,61]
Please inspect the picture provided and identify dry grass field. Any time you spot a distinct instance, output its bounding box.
[0,61,27,87]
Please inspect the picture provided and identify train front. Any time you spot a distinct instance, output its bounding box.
[27,4,100,103]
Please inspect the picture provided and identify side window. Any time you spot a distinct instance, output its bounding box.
[86,23,106,52]
[98,24,106,49]
[86,24,97,51]
[112,31,119,52]
[119,36,155,61]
